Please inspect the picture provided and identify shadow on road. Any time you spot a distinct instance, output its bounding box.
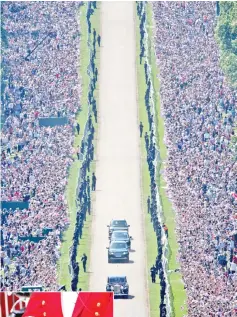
[129,249,135,252]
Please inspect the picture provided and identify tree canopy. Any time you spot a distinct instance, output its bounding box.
[215,1,237,88]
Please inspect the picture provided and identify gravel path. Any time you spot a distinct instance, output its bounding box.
[89,2,149,317]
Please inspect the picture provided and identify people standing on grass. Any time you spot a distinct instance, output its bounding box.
[71,262,79,291]
[86,176,91,196]
[163,224,168,238]
[87,197,91,215]
[76,122,80,135]
[150,265,157,283]
[77,146,80,160]
[147,196,150,214]
[139,121,144,137]
[92,172,97,191]
[81,253,88,273]
[97,34,101,47]
[90,143,94,161]
[144,132,149,151]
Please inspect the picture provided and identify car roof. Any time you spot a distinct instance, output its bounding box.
[108,276,127,279]
[111,230,128,234]
[110,240,127,244]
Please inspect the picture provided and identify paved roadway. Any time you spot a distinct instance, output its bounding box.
[89,2,149,317]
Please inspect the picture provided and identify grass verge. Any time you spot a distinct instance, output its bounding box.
[135,7,160,317]
[58,3,100,291]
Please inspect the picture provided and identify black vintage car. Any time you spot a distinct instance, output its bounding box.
[106,276,129,298]
[107,219,130,238]
[110,230,131,249]
[107,241,129,263]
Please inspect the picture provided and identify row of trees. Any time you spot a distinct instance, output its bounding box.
[215,1,237,88]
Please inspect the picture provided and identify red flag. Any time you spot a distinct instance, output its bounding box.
[22,292,113,317]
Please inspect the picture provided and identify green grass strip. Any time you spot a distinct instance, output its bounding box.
[57,3,100,291]
[135,7,160,317]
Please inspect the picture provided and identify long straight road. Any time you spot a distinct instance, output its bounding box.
[89,2,149,317]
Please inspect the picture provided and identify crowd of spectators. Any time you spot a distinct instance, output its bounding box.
[152,2,237,316]
[1,1,83,291]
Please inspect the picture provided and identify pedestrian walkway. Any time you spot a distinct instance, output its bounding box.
[89,2,149,317]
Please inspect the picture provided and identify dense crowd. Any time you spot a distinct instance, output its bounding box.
[1,1,82,290]
[152,2,237,316]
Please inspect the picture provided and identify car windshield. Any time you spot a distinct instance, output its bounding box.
[111,220,127,227]
[110,242,127,249]
[108,277,126,284]
[112,231,128,239]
